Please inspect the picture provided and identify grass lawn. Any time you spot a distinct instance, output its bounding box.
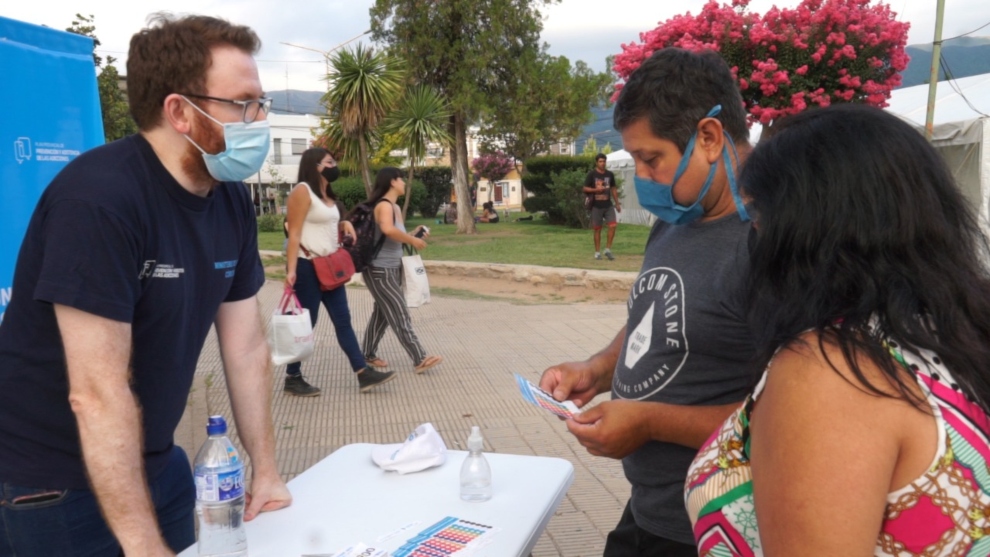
[258,213,651,272]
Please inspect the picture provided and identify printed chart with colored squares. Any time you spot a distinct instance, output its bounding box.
[391,516,498,557]
[514,374,581,420]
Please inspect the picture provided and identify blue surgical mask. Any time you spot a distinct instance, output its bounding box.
[182,96,271,182]
[634,105,750,224]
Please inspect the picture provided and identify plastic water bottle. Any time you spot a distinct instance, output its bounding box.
[194,416,247,557]
[459,426,492,502]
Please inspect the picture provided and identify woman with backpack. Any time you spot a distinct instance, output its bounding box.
[356,167,443,374]
[283,147,396,396]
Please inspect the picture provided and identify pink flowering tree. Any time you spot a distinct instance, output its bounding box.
[612,0,910,129]
[472,151,516,202]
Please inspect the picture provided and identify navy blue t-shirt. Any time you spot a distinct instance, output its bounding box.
[0,134,264,489]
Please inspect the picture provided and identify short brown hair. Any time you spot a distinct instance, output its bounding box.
[126,14,261,130]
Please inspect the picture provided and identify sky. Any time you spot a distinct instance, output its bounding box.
[4,0,988,94]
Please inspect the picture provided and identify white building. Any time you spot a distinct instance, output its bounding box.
[245,113,321,213]
[256,113,323,185]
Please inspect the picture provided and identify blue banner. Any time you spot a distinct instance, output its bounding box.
[0,17,104,323]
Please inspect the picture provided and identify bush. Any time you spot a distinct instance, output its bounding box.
[414,166,452,218]
[402,179,428,216]
[257,213,283,233]
[547,169,591,229]
[522,195,555,214]
[523,154,596,196]
[329,177,368,213]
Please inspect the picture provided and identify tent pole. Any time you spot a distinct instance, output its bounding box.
[925,0,946,141]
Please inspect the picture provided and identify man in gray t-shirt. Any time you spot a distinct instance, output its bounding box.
[540,48,755,556]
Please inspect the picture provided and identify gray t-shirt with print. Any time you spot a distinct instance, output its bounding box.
[613,213,755,544]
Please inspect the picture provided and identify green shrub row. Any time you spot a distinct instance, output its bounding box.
[521,154,597,226]
[259,167,451,233]
[522,154,596,196]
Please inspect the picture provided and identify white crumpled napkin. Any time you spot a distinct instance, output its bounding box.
[371,422,447,474]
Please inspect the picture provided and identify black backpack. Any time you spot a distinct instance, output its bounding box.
[345,199,389,273]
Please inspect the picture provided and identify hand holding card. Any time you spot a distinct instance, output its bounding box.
[514,374,582,419]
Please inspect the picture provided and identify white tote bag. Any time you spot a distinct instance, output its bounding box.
[402,248,431,308]
[268,288,315,365]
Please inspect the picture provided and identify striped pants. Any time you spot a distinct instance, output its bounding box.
[362,266,427,365]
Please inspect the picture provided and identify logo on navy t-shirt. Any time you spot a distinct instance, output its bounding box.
[614,267,688,400]
[138,260,157,280]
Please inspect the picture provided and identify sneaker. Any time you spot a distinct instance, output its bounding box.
[604,248,615,261]
[594,252,602,260]
[284,374,321,397]
[357,367,397,392]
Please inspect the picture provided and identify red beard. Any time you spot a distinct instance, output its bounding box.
[181,108,226,185]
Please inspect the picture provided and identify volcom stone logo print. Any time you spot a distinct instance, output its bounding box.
[614,267,688,400]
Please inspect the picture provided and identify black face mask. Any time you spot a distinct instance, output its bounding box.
[321,165,340,183]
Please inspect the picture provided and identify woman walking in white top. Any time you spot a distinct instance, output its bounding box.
[283,148,396,396]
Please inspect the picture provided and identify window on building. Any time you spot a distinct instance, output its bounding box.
[272,138,282,165]
[291,138,306,155]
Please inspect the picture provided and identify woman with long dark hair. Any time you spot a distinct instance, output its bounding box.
[354,167,443,373]
[684,104,990,555]
[283,147,396,396]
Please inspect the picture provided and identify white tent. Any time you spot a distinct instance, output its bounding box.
[605,149,654,225]
[884,73,990,237]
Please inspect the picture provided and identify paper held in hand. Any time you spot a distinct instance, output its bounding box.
[514,374,582,419]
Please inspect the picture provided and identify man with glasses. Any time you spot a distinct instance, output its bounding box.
[0,15,290,556]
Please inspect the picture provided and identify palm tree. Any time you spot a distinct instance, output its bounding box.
[385,86,452,218]
[323,45,405,196]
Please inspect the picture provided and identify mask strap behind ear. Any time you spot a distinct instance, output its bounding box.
[723,132,750,222]
[706,104,750,222]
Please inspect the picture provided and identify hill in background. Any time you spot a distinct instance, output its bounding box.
[268,90,324,116]
[899,36,990,87]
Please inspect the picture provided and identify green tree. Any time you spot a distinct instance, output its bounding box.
[66,14,137,143]
[480,54,611,164]
[322,45,405,196]
[582,137,598,155]
[384,85,452,218]
[371,0,559,234]
[415,166,453,218]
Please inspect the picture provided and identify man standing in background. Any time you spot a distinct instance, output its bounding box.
[584,153,621,260]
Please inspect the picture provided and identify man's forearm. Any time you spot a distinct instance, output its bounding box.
[72,385,166,553]
[59,304,169,556]
[223,339,278,475]
[218,306,279,477]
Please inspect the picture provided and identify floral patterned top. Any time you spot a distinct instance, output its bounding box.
[684,339,990,556]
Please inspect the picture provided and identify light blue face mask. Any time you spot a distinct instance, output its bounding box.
[182,96,270,182]
[633,105,750,224]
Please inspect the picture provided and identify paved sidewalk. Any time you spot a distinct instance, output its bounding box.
[176,278,632,557]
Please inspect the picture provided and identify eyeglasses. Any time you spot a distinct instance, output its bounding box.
[180,93,273,123]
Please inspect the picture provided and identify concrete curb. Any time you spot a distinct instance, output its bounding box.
[423,260,636,292]
[261,251,637,292]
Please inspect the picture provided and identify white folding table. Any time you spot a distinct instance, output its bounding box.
[179,443,574,556]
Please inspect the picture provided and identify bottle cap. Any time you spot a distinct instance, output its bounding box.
[206,415,227,436]
[467,425,484,451]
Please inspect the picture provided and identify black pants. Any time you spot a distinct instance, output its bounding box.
[603,502,697,557]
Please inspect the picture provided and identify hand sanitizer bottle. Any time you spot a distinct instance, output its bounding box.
[459,426,492,502]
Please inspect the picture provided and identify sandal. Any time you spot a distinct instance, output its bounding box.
[365,357,389,369]
[414,355,443,374]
